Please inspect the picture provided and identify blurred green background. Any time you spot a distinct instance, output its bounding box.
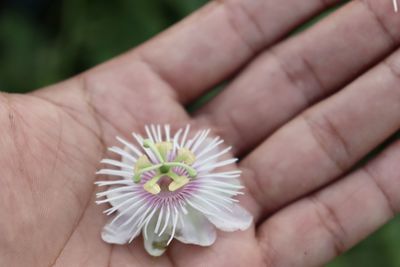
[0,0,399,266]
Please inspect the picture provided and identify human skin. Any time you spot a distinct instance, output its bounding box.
[1,0,400,266]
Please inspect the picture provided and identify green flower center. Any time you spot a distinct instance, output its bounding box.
[133,139,197,195]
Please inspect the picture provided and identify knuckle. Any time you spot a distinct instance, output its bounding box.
[302,112,351,172]
[359,0,400,44]
[309,195,347,256]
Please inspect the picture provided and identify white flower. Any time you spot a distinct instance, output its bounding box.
[96,124,253,256]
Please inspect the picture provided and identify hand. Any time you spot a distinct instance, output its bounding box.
[1,0,400,266]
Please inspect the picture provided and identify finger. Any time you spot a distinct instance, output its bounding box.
[95,0,342,104]
[257,139,400,267]
[240,47,400,221]
[196,0,400,154]
[36,0,341,144]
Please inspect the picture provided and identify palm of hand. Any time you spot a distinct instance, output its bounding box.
[0,76,261,267]
[2,1,400,267]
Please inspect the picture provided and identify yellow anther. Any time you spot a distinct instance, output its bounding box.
[155,142,173,161]
[135,155,152,171]
[174,148,196,165]
[133,155,152,182]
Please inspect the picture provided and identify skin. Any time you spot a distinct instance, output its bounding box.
[1,0,400,266]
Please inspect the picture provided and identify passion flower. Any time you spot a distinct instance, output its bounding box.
[96,125,253,256]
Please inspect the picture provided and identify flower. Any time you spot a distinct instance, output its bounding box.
[95,124,253,256]
[394,0,399,12]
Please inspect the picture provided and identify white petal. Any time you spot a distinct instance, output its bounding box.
[101,214,140,245]
[205,204,253,232]
[143,216,171,257]
[175,209,216,246]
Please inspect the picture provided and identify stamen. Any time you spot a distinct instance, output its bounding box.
[134,155,152,178]
[156,142,173,161]
[174,148,196,165]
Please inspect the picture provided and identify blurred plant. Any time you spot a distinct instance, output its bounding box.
[0,0,207,92]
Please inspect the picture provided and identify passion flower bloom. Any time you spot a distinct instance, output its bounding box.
[95,125,253,256]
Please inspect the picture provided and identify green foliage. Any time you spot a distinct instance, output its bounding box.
[0,1,399,266]
[0,0,207,92]
[329,216,400,267]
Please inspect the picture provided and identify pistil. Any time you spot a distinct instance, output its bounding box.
[134,139,198,194]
